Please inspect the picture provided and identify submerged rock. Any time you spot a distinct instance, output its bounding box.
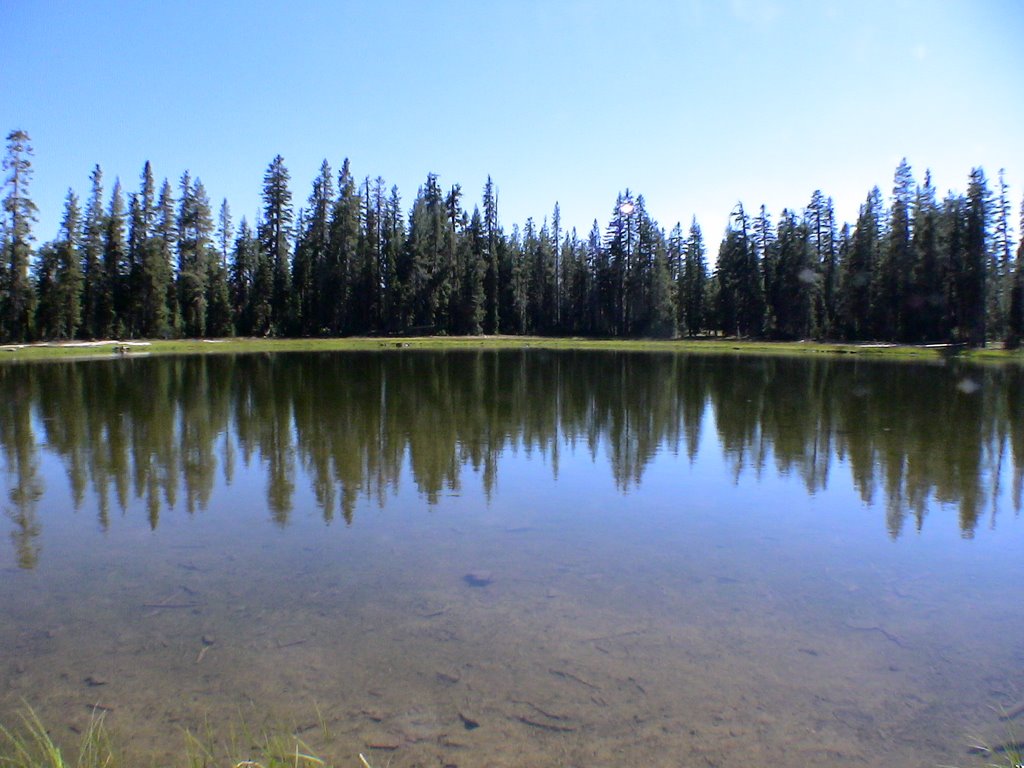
[463,570,493,588]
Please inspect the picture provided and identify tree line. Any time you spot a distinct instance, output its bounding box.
[2,129,1022,346]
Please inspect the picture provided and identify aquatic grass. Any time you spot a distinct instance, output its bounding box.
[957,711,1024,768]
[183,714,330,768]
[0,708,339,768]
[5,705,1021,767]
[0,707,116,768]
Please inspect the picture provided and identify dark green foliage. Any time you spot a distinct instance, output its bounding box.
[2,134,1015,346]
[838,188,883,340]
[2,130,37,341]
[677,219,708,337]
[456,207,485,335]
[32,242,60,339]
[259,155,294,334]
[645,229,677,338]
[1007,195,1024,349]
[36,189,82,339]
[381,185,404,333]
[348,177,382,335]
[767,209,816,340]
[907,171,946,342]
[176,174,215,337]
[874,159,913,340]
[499,224,527,335]
[525,217,556,335]
[715,204,765,337]
[124,161,158,337]
[806,191,837,337]
[990,169,1014,340]
[324,159,359,334]
[400,173,448,332]
[152,179,178,337]
[97,179,126,338]
[80,165,104,339]
[482,177,500,334]
[559,227,590,335]
[960,168,990,346]
[291,160,332,335]
[230,218,256,335]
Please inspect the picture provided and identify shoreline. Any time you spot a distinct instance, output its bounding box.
[1,335,1022,363]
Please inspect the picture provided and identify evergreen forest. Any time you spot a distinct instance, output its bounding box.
[2,129,1022,346]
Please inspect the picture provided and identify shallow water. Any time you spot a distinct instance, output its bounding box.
[1,351,1022,767]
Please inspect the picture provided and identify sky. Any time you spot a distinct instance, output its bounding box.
[3,0,1023,254]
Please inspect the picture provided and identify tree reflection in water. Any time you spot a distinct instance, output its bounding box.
[1,351,1021,567]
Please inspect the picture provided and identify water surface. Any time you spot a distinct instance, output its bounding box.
[1,351,1022,767]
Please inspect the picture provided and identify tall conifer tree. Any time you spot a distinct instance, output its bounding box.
[259,155,294,333]
[81,165,105,338]
[1,130,37,341]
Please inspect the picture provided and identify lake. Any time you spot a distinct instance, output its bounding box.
[1,350,1022,767]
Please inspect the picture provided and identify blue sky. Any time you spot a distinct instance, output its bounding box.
[3,0,1023,251]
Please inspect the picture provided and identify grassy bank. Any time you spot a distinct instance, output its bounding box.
[2,335,1023,363]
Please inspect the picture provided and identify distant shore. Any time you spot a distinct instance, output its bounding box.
[2,336,1022,363]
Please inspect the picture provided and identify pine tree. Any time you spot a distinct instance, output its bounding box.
[1,130,38,341]
[805,191,837,337]
[961,168,990,346]
[771,209,816,339]
[176,174,214,336]
[125,162,157,337]
[401,173,447,331]
[837,187,883,339]
[216,198,232,270]
[259,155,294,333]
[1006,193,1024,349]
[990,169,1014,341]
[205,196,233,336]
[752,205,778,335]
[645,220,677,338]
[499,223,528,334]
[98,179,126,337]
[230,218,259,335]
[381,185,404,333]
[81,165,105,338]
[457,207,485,335]
[324,159,359,334]
[560,228,589,335]
[370,177,389,331]
[938,191,967,340]
[680,219,708,336]
[525,217,555,334]
[482,176,501,334]
[589,219,614,335]
[54,189,83,338]
[552,202,562,330]
[875,159,914,340]
[351,176,385,334]
[602,192,640,336]
[715,204,764,337]
[293,160,333,335]
[907,170,945,341]
[35,241,63,339]
[150,179,178,337]
[205,249,232,337]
